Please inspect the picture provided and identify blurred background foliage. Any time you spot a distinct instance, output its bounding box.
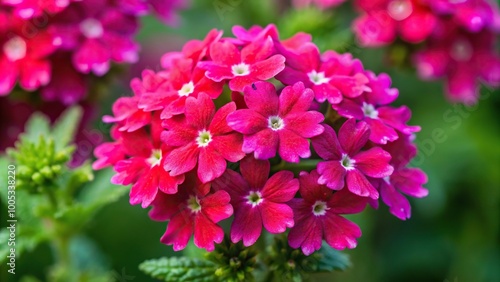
[1,0,499,281]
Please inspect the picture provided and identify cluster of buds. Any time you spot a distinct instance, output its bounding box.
[353,0,500,104]
[93,24,428,255]
[0,0,187,104]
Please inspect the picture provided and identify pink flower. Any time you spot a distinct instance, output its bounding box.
[353,0,438,46]
[288,170,368,255]
[52,0,140,76]
[103,96,151,132]
[311,119,393,199]
[213,156,299,246]
[414,22,500,104]
[276,45,370,104]
[162,93,245,183]
[149,174,233,251]
[198,37,285,92]
[332,71,420,144]
[94,116,185,208]
[372,134,428,220]
[227,81,324,163]
[4,0,78,19]
[138,59,223,119]
[0,13,58,95]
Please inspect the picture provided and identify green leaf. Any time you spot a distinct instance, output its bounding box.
[139,257,218,282]
[20,112,51,143]
[52,106,83,149]
[79,168,129,212]
[315,243,351,272]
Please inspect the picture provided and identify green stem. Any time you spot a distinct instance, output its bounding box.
[270,159,321,174]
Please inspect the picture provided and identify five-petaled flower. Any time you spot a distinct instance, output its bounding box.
[213,156,299,246]
[162,93,245,183]
[227,81,324,163]
[288,170,368,255]
[311,119,393,199]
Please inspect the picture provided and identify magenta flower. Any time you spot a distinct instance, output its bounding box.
[94,117,185,208]
[162,93,245,183]
[276,44,370,104]
[213,156,299,246]
[103,95,151,132]
[0,13,58,95]
[332,71,420,144]
[198,37,285,92]
[372,133,428,220]
[353,0,438,46]
[414,23,500,104]
[227,81,324,163]
[52,0,140,76]
[288,170,368,255]
[149,174,233,251]
[311,119,393,199]
[138,59,223,119]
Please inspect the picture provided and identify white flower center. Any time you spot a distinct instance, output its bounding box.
[450,39,473,62]
[340,154,356,170]
[307,70,330,85]
[196,129,212,147]
[147,149,162,167]
[80,18,104,39]
[387,0,413,21]
[383,176,391,184]
[187,195,201,213]
[231,63,250,76]
[3,36,27,61]
[246,191,263,207]
[268,116,285,131]
[362,102,379,119]
[312,200,329,216]
[178,81,195,97]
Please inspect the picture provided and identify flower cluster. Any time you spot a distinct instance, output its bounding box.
[352,0,500,104]
[0,0,187,104]
[94,25,427,255]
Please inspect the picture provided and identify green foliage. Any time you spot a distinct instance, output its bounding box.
[265,236,350,282]
[139,257,218,282]
[0,107,127,281]
[205,237,258,282]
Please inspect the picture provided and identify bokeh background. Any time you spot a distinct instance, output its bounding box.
[2,0,499,281]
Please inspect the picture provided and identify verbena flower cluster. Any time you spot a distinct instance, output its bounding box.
[93,25,428,255]
[353,0,500,104]
[0,0,187,104]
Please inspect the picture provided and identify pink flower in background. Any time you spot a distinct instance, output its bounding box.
[311,120,393,199]
[351,0,500,104]
[276,44,370,104]
[353,0,438,46]
[0,12,59,95]
[414,22,500,104]
[0,0,189,103]
[288,170,368,255]
[332,71,420,144]
[198,37,285,92]
[149,174,233,251]
[162,93,245,183]
[52,0,140,76]
[227,81,324,162]
[213,156,299,246]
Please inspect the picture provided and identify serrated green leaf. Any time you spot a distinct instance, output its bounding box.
[20,112,51,143]
[315,243,351,272]
[139,257,217,282]
[52,107,83,149]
